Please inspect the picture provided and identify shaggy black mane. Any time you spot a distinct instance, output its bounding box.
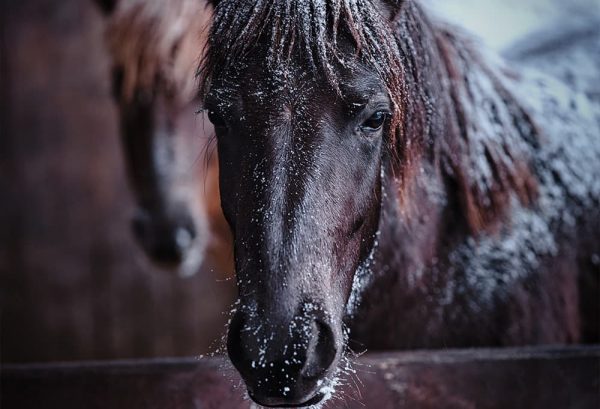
[200,0,405,123]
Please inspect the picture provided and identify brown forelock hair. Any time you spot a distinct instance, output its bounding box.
[199,0,409,165]
[200,0,538,233]
[106,0,211,103]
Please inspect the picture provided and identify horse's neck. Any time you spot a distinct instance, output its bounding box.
[374,3,541,302]
[351,4,599,348]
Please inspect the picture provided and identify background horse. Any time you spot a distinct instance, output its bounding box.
[200,0,600,406]
[95,0,231,276]
[1,0,239,363]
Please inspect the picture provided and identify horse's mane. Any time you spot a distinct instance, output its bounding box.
[201,0,539,233]
[433,27,539,231]
[105,0,211,103]
[390,5,539,231]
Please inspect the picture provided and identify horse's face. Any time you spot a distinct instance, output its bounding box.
[206,58,389,405]
[111,66,211,276]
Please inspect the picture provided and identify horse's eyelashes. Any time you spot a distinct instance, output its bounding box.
[361,110,387,132]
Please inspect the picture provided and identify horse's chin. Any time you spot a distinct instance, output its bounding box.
[245,365,340,408]
[146,243,205,277]
[249,392,324,408]
[248,387,328,408]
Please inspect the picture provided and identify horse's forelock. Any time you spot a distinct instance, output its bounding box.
[106,0,211,103]
[200,0,406,138]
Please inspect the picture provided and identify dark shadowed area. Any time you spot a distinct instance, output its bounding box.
[0,0,235,363]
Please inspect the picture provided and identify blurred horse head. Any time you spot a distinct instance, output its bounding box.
[95,0,228,276]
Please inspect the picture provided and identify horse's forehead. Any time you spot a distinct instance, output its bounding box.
[245,63,320,100]
[211,55,384,127]
[216,64,326,125]
[238,54,382,97]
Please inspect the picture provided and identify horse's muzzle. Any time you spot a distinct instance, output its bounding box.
[227,304,339,407]
[131,207,197,267]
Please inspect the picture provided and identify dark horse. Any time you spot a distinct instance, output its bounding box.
[200,0,600,406]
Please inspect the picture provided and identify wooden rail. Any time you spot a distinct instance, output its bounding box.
[2,346,599,408]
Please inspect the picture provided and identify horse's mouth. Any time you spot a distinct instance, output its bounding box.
[248,391,325,408]
[299,392,326,407]
[246,371,339,408]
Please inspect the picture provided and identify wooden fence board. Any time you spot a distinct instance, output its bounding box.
[3,346,599,409]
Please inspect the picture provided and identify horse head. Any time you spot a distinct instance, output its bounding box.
[95,0,218,276]
[201,0,409,405]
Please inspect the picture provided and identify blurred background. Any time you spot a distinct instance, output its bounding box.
[0,0,236,363]
[1,0,598,364]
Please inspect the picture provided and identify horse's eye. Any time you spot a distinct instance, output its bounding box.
[361,111,387,131]
[207,110,226,128]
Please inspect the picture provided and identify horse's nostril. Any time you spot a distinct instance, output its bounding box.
[151,239,185,264]
[226,312,247,366]
[301,320,337,379]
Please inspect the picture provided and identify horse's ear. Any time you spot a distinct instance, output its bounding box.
[92,0,118,16]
